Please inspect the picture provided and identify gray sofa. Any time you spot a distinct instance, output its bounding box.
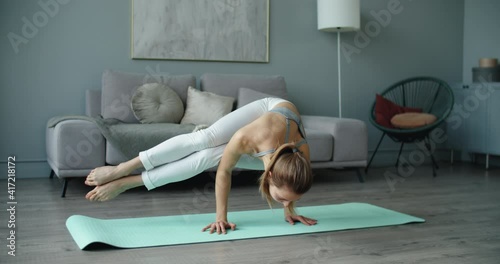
[46,71,368,197]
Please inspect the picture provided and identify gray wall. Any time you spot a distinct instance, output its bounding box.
[463,0,500,83]
[0,0,464,178]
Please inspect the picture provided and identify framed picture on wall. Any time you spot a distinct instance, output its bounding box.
[131,0,269,63]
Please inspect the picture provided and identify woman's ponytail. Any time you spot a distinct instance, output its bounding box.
[258,143,313,209]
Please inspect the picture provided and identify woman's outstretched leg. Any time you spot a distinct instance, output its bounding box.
[85,157,143,186]
[86,145,225,201]
[139,98,281,170]
[142,145,226,190]
[86,97,284,188]
[85,145,266,202]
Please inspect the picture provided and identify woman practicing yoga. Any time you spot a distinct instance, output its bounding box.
[85,97,316,234]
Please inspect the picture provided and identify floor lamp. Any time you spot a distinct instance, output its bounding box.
[317,0,360,118]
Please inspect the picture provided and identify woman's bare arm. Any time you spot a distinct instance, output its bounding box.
[203,132,249,234]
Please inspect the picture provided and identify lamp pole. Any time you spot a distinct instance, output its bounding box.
[337,31,342,118]
[317,0,360,119]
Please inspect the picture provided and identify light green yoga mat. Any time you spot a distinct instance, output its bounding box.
[66,203,424,250]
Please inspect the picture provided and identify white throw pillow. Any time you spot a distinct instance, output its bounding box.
[180,86,235,126]
[131,83,184,124]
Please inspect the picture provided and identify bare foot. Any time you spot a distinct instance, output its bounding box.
[85,166,121,186]
[85,182,124,202]
[85,175,144,202]
[86,157,144,186]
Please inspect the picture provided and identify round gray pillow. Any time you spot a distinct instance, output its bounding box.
[131,83,184,124]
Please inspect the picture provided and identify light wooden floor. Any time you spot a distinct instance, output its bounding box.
[1,162,499,264]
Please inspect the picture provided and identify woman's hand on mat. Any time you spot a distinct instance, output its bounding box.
[285,214,317,226]
[202,221,236,235]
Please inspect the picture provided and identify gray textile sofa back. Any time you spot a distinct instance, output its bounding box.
[46,70,368,197]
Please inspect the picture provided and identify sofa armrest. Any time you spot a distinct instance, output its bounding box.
[302,116,368,163]
[46,119,105,177]
[86,90,102,117]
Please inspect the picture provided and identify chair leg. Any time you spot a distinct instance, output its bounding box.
[424,137,438,177]
[61,179,69,198]
[356,168,364,183]
[395,142,405,168]
[365,133,386,174]
[49,169,55,179]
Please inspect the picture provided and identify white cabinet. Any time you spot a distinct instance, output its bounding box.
[487,90,500,156]
[447,83,500,168]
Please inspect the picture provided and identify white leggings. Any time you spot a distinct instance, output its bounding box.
[139,97,287,190]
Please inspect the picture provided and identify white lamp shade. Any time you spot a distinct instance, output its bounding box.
[318,0,360,32]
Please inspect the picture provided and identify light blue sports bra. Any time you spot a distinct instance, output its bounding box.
[252,107,308,157]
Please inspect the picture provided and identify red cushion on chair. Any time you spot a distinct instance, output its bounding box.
[375,94,422,128]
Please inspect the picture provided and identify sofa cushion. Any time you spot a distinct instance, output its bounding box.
[180,87,235,126]
[101,70,195,123]
[237,87,281,108]
[200,74,288,108]
[131,83,184,124]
